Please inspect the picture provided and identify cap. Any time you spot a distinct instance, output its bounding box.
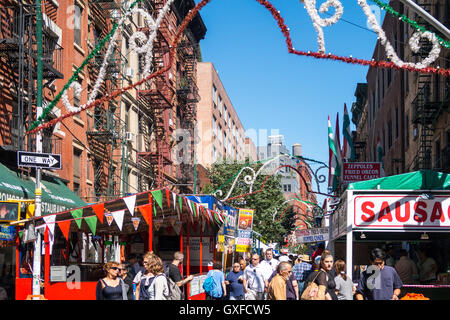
[279,255,290,262]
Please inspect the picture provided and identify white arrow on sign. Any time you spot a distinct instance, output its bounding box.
[20,154,60,167]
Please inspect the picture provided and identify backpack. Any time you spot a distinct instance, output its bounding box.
[139,276,155,300]
[203,271,222,298]
[165,275,184,300]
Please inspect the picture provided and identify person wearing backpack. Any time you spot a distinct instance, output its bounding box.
[204,261,226,300]
[145,253,169,300]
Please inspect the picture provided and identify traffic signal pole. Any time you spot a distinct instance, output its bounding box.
[32,0,43,299]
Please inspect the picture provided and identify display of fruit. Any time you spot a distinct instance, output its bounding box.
[400,293,430,300]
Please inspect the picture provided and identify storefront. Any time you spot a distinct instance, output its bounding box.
[331,170,450,300]
[15,188,231,300]
[0,162,86,300]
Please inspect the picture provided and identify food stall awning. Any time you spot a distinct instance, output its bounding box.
[348,170,450,191]
[0,162,86,214]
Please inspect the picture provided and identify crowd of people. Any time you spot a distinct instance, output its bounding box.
[95,244,439,300]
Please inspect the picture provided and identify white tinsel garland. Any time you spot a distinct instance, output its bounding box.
[62,81,83,113]
[67,0,174,114]
[358,0,440,69]
[303,0,344,53]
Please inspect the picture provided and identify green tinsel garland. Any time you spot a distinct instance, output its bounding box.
[370,0,449,49]
[28,0,143,132]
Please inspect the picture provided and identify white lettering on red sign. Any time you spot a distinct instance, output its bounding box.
[343,163,381,183]
[353,195,450,229]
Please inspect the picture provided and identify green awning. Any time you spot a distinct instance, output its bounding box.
[0,162,86,215]
[348,170,450,190]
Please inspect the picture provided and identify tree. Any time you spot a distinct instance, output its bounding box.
[203,160,293,244]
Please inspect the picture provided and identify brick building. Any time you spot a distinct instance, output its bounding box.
[0,0,207,205]
[351,0,449,175]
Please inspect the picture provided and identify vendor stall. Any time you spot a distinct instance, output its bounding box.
[14,188,231,300]
[330,170,450,300]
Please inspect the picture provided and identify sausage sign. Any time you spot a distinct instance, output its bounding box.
[351,193,450,229]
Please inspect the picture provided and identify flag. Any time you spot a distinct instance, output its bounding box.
[328,115,341,192]
[334,112,343,171]
[342,104,355,162]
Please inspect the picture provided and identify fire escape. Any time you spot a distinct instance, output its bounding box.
[0,3,63,155]
[176,39,200,191]
[410,0,448,170]
[87,0,128,201]
[136,0,174,189]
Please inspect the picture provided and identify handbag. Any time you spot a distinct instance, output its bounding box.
[301,271,326,300]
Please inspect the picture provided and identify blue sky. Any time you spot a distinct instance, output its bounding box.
[197,0,385,184]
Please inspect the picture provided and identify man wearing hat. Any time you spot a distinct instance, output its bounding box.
[292,254,313,297]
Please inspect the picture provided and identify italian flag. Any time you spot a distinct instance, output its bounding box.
[342,104,355,161]
[328,115,341,192]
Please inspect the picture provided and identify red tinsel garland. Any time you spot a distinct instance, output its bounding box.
[27,0,449,134]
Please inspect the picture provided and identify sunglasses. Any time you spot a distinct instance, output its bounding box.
[110,267,119,271]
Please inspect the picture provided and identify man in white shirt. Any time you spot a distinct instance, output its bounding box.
[260,248,279,281]
[244,253,268,300]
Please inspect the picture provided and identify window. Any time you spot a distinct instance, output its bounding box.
[74,4,82,46]
[73,82,81,119]
[218,95,222,114]
[86,155,90,180]
[213,146,216,163]
[434,139,441,168]
[125,102,131,132]
[372,92,376,121]
[223,105,227,122]
[405,115,409,147]
[73,148,82,182]
[212,115,217,135]
[395,107,399,139]
[218,124,222,142]
[388,120,392,149]
[213,85,217,105]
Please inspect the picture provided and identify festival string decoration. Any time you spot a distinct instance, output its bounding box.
[27,0,450,135]
[358,0,440,69]
[29,0,144,131]
[303,0,344,53]
[369,0,450,49]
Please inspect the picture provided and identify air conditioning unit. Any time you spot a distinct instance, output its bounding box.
[125,67,134,78]
[125,132,134,142]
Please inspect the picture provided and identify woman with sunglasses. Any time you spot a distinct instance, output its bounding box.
[96,261,128,300]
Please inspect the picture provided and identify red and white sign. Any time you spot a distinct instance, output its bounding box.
[353,195,450,229]
[343,162,381,183]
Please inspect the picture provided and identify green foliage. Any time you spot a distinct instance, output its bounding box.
[203,160,293,244]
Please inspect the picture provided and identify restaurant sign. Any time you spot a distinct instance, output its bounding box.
[351,192,450,230]
[342,162,381,184]
[295,227,329,243]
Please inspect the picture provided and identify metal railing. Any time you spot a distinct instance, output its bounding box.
[0,6,20,42]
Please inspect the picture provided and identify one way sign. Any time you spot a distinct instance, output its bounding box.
[17,151,62,170]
